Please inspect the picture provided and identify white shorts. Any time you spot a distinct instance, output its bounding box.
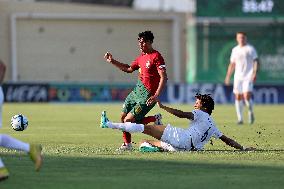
[160,124,193,150]
[233,79,253,94]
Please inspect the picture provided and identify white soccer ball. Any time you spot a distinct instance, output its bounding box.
[11,114,28,131]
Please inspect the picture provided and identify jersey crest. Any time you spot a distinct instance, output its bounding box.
[146,60,150,69]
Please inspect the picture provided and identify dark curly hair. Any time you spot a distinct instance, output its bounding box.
[138,31,154,43]
[195,93,215,115]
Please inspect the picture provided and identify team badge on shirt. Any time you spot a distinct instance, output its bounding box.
[146,61,150,68]
[158,65,166,70]
[134,104,142,114]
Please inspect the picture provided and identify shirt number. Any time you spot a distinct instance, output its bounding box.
[201,127,211,142]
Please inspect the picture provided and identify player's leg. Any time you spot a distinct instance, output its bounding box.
[123,112,136,122]
[106,122,166,139]
[101,111,192,151]
[233,79,244,124]
[143,124,165,140]
[101,112,191,150]
[0,134,30,151]
[119,104,156,150]
[244,92,254,124]
[121,112,132,146]
[0,86,3,128]
[141,115,155,124]
[29,144,43,171]
[142,113,163,125]
[243,80,254,124]
[129,100,156,125]
[103,97,158,131]
[119,92,136,151]
[101,112,165,139]
[117,81,157,150]
[118,112,135,151]
[235,93,244,124]
[121,113,162,148]
[0,158,9,182]
[0,134,43,171]
[119,100,155,150]
[123,112,136,145]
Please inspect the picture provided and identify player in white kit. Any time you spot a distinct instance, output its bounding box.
[0,60,43,182]
[225,32,259,125]
[0,60,6,129]
[100,94,255,152]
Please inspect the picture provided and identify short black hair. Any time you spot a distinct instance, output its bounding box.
[138,31,154,43]
[195,93,215,115]
[236,31,247,36]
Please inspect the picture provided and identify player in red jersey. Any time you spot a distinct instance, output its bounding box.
[104,31,168,150]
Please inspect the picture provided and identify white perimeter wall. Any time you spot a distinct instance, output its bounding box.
[0,1,187,83]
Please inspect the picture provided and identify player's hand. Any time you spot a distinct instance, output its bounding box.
[104,52,113,63]
[156,99,163,108]
[146,95,158,106]
[224,77,230,86]
[251,74,257,82]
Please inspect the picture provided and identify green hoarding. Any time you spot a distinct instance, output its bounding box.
[190,23,284,84]
[197,0,284,17]
[187,0,284,84]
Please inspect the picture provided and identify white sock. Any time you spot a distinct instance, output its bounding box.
[245,99,254,115]
[0,158,4,168]
[235,100,244,122]
[107,122,144,133]
[0,134,30,152]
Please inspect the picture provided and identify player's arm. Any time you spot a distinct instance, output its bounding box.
[155,68,167,98]
[219,135,255,151]
[0,60,6,85]
[157,100,194,120]
[146,68,167,106]
[224,62,235,85]
[252,58,259,82]
[104,52,134,73]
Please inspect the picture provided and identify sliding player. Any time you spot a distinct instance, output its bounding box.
[100,94,255,152]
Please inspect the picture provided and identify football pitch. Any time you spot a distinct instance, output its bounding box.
[0,103,283,189]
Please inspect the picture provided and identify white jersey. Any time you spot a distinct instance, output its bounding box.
[188,110,222,150]
[230,44,258,80]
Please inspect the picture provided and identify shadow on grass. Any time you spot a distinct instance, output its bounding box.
[203,149,284,152]
[0,154,283,189]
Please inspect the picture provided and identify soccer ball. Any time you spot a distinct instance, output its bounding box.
[11,114,28,131]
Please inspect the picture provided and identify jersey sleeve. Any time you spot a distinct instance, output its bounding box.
[251,46,258,60]
[154,52,166,70]
[130,57,140,70]
[212,127,223,139]
[230,48,236,63]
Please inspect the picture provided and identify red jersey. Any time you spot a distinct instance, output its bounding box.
[130,50,166,95]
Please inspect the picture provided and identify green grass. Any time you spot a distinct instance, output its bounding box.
[0,103,284,189]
